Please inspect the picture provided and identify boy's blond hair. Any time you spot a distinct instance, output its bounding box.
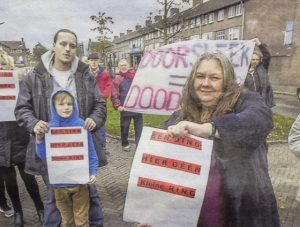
[53,92,73,104]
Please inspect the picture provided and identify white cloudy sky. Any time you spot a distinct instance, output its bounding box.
[0,0,170,51]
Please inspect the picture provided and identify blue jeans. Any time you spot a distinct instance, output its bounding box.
[42,175,104,227]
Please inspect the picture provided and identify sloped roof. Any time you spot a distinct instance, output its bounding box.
[0,41,26,50]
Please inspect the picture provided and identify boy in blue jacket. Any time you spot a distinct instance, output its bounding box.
[36,89,98,227]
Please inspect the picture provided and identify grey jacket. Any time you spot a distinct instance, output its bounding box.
[244,44,275,108]
[14,53,106,175]
[288,113,300,159]
[167,92,280,227]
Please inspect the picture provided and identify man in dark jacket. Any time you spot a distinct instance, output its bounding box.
[244,38,275,108]
[15,29,106,227]
[88,53,111,155]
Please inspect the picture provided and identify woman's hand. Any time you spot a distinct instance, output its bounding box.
[167,121,190,138]
[167,121,217,139]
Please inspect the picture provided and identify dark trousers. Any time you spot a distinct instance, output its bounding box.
[120,112,143,147]
[0,163,43,213]
[42,175,104,227]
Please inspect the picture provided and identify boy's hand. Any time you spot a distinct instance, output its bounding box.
[88,175,96,184]
[84,118,96,131]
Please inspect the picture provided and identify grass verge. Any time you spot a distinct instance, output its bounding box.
[106,101,294,141]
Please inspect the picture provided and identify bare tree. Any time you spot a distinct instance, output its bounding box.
[148,0,190,44]
[90,12,114,40]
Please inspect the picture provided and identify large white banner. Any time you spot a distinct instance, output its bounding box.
[124,40,255,115]
[123,126,213,227]
[0,70,19,121]
[45,127,89,184]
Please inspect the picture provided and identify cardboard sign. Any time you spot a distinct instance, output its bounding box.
[124,40,255,115]
[0,70,19,121]
[45,127,89,184]
[123,126,213,227]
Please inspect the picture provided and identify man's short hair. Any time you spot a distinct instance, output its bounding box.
[118,59,128,67]
[88,53,99,60]
[53,29,77,44]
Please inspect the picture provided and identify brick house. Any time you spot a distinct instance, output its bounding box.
[0,38,27,67]
[111,0,299,87]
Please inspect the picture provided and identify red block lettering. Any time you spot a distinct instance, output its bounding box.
[50,142,83,148]
[137,177,196,198]
[150,131,202,150]
[51,128,82,135]
[51,155,84,161]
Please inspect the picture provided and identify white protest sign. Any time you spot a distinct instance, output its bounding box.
[123,126,213,227]
[0,70,19,121]
[124,39,255,115]
[45,127,89,184]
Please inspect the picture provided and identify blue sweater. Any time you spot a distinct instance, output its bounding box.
[36,88,98,187]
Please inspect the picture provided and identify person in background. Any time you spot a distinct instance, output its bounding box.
[0,66,44,227]
[0,122,44,227]
[15,28,106,227]
[137,52,280,227]
[244,38,275,108]
[88,53,112,155]
[36,89,98,227]
[288,113,300,202]
[111,59,143,152]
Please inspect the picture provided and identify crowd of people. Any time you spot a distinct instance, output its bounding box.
[0,28,290,227]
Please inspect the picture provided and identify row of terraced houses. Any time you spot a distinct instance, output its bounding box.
[102,0,299,87]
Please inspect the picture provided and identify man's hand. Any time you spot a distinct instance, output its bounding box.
[35,133,45,143]
[33,120,49,134]
[84,118,97,131]
[117,106,124,112]
[88,175,96,184]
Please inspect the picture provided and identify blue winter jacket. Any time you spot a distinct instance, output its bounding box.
[36,88,98,187]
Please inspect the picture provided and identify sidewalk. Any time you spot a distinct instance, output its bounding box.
[0,139,299,227]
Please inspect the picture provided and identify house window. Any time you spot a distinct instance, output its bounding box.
[196,16,201,26]
[15,49,23,53]
[208,13,214,23]
[190,18,196,28]
[228,6,236,18]
[215,30,225,40]
[235,3,243,16]
[218,9,224,21]
[190,35,200,40]
[202,32,214,40]
[202,14,208,25]
[228,27,240,40]
[284,21,294,45]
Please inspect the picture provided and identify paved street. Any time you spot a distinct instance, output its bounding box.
[273,93,300,119]
[1,138,300,227]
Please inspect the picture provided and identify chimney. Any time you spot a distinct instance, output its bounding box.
[170,8,179,16]
[154,15,162,22]
[145,20,152,26]
[127,30,133,34]
[120,33,125,37]
[135,25,142,30]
